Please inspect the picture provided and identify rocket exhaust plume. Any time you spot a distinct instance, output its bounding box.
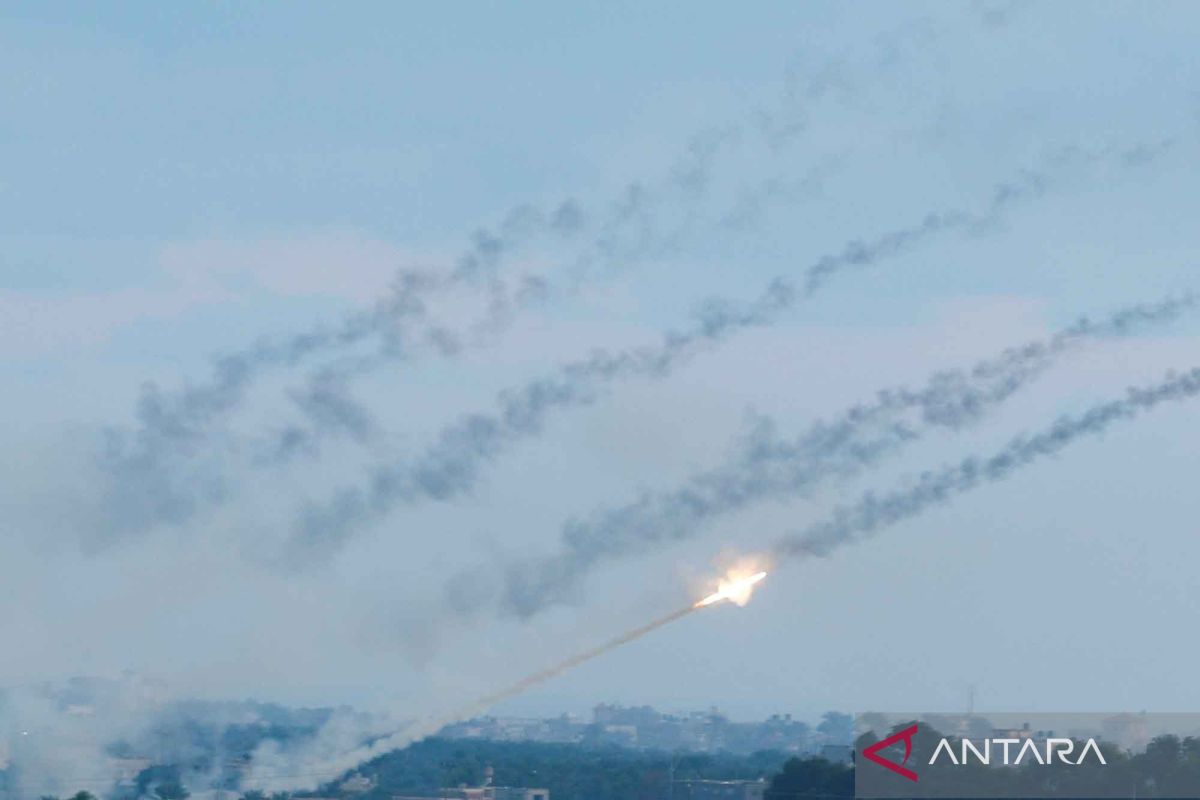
[695,570,768,607]
[243,568,770,791]
[417,568,771,741]
[472,606,696,711]
[478,568,768,709]
[279,569,770,784]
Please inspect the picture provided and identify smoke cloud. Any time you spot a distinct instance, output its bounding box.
[0,677,347,800]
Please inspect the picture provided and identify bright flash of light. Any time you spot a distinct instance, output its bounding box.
[694,570,768,608]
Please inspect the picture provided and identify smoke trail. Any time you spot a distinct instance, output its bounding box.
[286,358,383,448]
[270,138,1172,467]
[94,28,1003,537]
[96,119,810,534]
[285,144,1174,563]
[771,366,1200,561]
[106,26,924,482]
[257,152,843,465]
[476,294,1193,617]
[468,604,699,718]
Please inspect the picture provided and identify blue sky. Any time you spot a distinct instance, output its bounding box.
[3,4,1200,775]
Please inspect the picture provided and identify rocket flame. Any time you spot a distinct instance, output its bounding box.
[695,570,768,608]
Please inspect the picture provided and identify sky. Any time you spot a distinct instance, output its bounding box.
[3,0,1200,767]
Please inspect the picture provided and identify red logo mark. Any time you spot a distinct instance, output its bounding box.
[862,723,919,782]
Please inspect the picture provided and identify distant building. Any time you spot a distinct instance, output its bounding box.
[341,774,377,793]
[492,790,549,800]
[393,765,548,800]
[990,722,1035,740]
[110,757,153,783]
[442,705,811,755]
[599,724,639,747]
[672,779,766,800]
[1101,713,1149,752]
[594,703,663,728]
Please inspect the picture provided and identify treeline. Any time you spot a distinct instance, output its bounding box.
[329,737,803,800]
[25,740,852,800]
[29,729,1200,800]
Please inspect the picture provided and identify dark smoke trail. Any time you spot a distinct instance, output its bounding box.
[97,120,821,533]
[98,32,1118,540]
[111,35,917,486]
[112,41,877,483]
[283,135,1176,562]
[473,294,1192,617]
[772,366,1200,561]
[271,140,1173,468]
[259,152,843,465]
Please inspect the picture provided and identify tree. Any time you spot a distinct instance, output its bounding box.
[154,783,190,800]
[765,757,853,800]
[817,712,854,745]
